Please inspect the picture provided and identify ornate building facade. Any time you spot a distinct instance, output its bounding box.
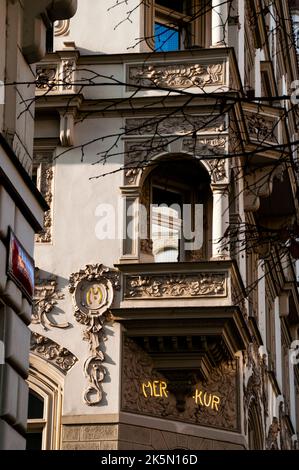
[29,0,299,450]
[0,0,77,450]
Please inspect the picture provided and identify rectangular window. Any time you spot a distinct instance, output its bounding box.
[154,0,194,51]
[154,23,180,51]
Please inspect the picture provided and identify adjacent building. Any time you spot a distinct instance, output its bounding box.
[0,0,77,450]
[29,0,299,450]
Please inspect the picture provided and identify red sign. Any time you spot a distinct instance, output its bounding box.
[7,228,34,300]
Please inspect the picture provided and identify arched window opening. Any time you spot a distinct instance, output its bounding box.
[26,391,46,450]
[26,355,64,450]
[140,157,212,263]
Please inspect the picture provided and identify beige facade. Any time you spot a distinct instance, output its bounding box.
[0,0,77,450]
[29,0,299,450]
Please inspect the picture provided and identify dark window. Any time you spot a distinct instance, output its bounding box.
[46,26,54,53]
[27,392,44,419]
[155,0,192,14]
[26,432,43,450]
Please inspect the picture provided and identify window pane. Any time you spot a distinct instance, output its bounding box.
[28,392,44,419]
[155,23,180,51]
[152,187,182,262]
[26,432,43,450]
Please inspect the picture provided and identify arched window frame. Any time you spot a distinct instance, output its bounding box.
[139,157,213,263]
[27,355,64,450]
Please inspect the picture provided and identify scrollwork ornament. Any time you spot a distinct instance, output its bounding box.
[33,268,69,330]
[69,264,120,406]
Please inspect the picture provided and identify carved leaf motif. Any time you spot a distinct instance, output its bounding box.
[30,332,77,373]
[129,63,224,89]
[125,273,226,299]
[125,116,226,136]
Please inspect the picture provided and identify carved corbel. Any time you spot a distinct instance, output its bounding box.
[59,110,74,146]
[244,167,276,212]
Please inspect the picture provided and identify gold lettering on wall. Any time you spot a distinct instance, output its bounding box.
[141,380,221,411]
[142,381,168,398]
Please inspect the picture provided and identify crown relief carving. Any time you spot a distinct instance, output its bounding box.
[69,264,120,406]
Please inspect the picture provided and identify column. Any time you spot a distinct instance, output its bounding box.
[258,261,266,345]
[212,0,228,46]
[212,184,229,258]
[274,297,282,390]
[289,347,297,432]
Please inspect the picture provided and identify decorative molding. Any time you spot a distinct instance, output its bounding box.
[32,268,69,330]
[54,19,70,37]
[123,136,227,185]
[35,160,53,243]
[245,113,277,143]
[36,60,76,94]
[62,60,75,90]
[30,332,77,373]
[59,111,75,147]
[243,343,268,432]
[128,63,225,89]
[266,417,280,450]
[183,138,227,182]
[124,139,168,185]
[125,116,226,136]
[69,264,120,406]
[36,65,58,91]
[124,272,226,299]
[122,338,238,430]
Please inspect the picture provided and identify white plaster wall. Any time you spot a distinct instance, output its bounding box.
[54,0,142,54]
[0,0,6,131]
[33,116,125,415]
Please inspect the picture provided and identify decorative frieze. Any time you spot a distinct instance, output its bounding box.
[69,264,120,406]
[36,60,75,93]
[30,332,77,373]
[128,62,225,89]
[124,272,226,299]
[123,137,227,185]
[124,139,168,185]
[125,115,226,136]
[32,268,69,330]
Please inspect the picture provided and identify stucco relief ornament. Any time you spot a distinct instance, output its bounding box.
[130,63,224,88]
[32,268,69,330]
[69,264,120,406]
[30,332,77,373]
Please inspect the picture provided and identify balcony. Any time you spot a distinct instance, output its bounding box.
[115,260,251,425]
[113,260,251,361]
